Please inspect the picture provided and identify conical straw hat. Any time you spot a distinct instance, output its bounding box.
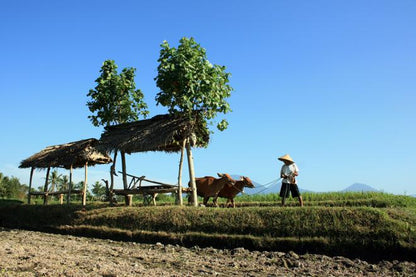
[278,154,294,163]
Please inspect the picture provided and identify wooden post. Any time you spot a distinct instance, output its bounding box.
[59,194,64,204]
[43,167,50,205]
[177,140,186,206]
[109,151,118,205]
[127,195,133,206]
[67,165,73,204]
[120,151,131,206]
[152,193,157,206]
[27,167,34,204]
[186,139,198,207]
[82,162,88,207]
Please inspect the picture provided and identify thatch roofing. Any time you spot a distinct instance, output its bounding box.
[19,138,112,169]
[98,113,210,154]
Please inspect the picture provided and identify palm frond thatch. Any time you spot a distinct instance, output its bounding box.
[98,113,210,154]
[19,138,112,169]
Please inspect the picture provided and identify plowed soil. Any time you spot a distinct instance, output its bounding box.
[0,228,415,276]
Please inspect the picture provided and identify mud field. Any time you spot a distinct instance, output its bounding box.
[0,228,415,276]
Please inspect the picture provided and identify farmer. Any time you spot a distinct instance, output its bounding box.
[278,154,303,207]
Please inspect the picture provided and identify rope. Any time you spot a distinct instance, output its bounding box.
[250,178,282,195]
[231,177,279,195]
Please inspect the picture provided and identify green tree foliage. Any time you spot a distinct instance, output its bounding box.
[73,181,84,191]
[65,181,91,201]
[58,175,69,191]
[0,173,6,197]
[155,37,233,134]
[48,170,62,192]
[0,172,28,199]
[91,181,106,199]
[87,60,149,127]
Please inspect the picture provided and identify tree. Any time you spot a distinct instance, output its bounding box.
[155,37,233,135]
[0,172,28,199]
[0,173,6,198]
[48,170,62,192]
[87,60,149,126]
[154,37,234,206]
[87,60,149,205]
[58,175,69,191]
[91,181,106,200]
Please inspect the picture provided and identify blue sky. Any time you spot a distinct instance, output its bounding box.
[1,0,415,194]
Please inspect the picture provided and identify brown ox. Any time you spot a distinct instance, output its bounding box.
[213,174,255,208]
[189,173,235,206]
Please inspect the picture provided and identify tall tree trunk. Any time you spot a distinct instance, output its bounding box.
[43,167,50,205]
[82,162,88,207]
[109,151,118,205]
[67,165,73,204]
[120,151,131,206]
[27,167,34,204]
[177,140,186,206]
[186,140,198,207]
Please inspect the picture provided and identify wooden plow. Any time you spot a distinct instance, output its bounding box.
[112,172,191,205]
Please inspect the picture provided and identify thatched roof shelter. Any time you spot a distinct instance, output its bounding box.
[98,113,210,154]
[98,113,209,207]
[19,138,112,169]
[20,138,112,206]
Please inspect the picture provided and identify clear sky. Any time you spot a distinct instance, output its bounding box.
[1,0,415,195]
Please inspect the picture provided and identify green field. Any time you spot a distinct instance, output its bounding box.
[0,192,415,262]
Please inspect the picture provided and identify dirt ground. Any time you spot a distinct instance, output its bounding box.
[0,228,415,276]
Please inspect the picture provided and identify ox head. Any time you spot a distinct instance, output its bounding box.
[216,173,235,187]
[240,176,255,188]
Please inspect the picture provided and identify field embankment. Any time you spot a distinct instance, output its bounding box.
[0,192,415,262]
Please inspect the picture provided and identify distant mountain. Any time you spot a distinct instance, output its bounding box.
[410,194,416,198]
[342,183,379,192]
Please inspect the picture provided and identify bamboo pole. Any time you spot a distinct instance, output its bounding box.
[120,151,131,206]
[82,162,88,207]
[27,167,34,204]
[186,139,198,207]
[67,165,73,204]
[43,167,50,205]
[177,140,186,206]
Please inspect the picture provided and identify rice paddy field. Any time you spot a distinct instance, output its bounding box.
[0,192,415,261]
